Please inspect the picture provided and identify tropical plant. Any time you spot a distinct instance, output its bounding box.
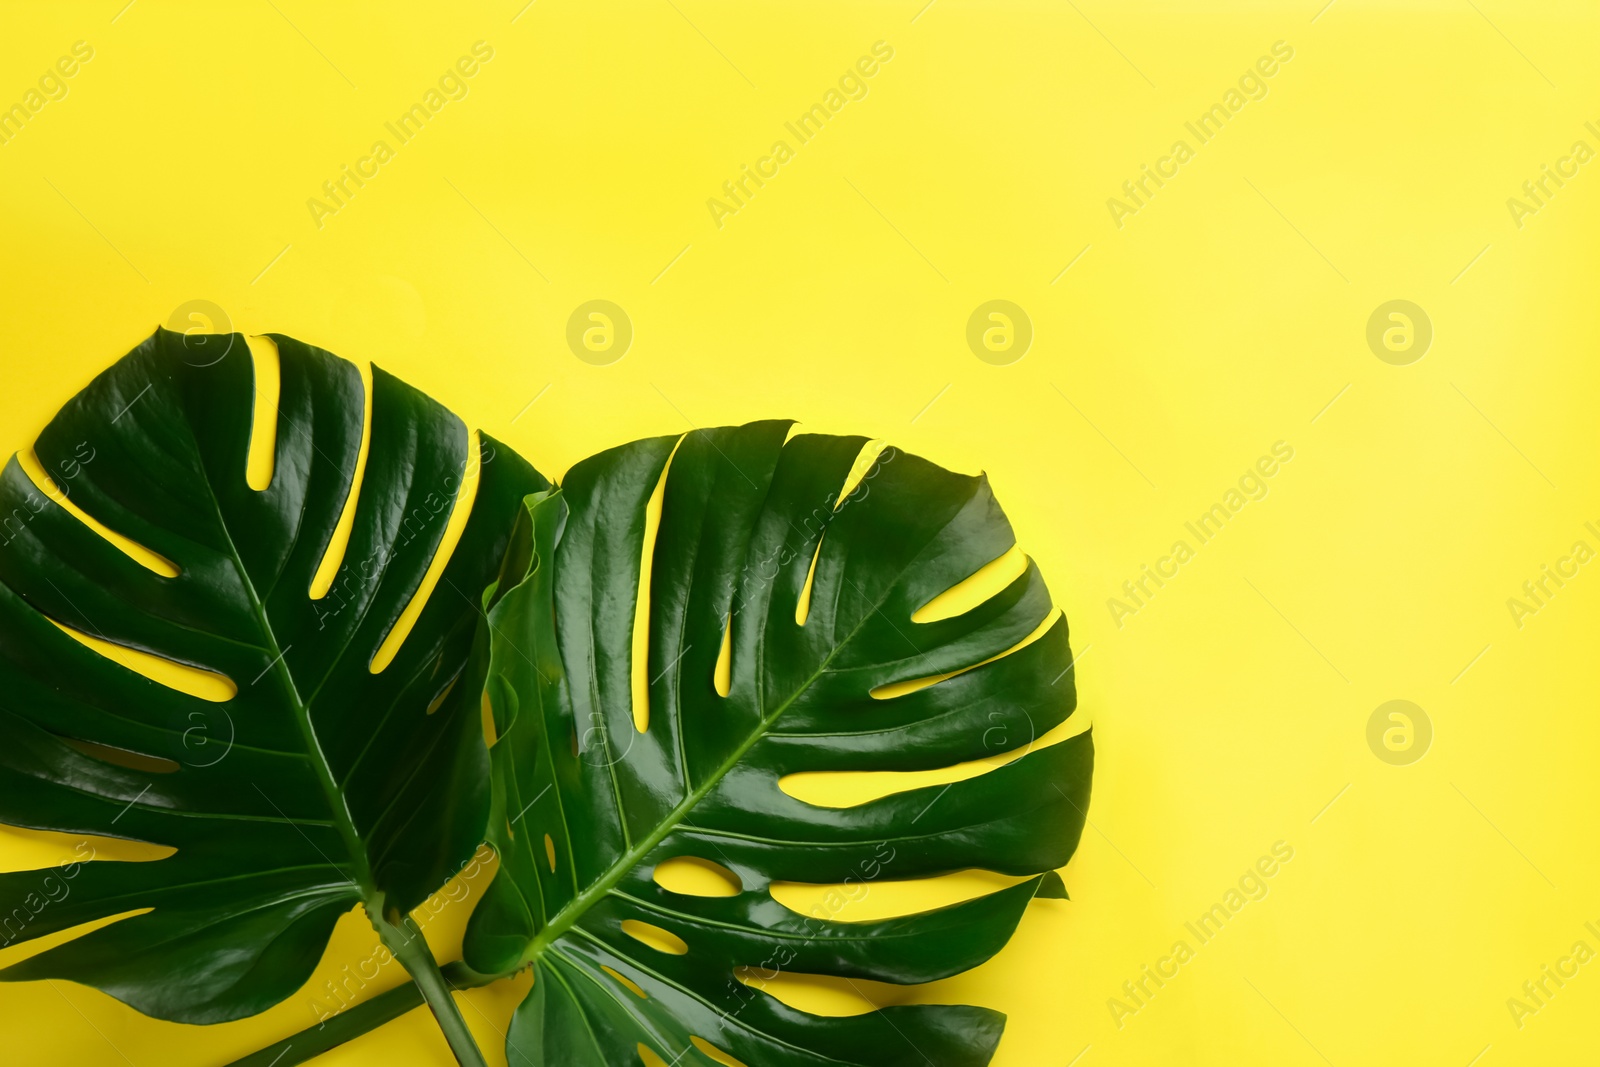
[0,333,1093,1067]
[463,424,1093,1067]
[246,422,1094,1066]
[0,329,545,1067]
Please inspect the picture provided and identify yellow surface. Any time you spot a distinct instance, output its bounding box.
[2,1,1598,1064]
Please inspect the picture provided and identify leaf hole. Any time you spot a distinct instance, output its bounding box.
[733,967,881,1017]
[0,826,171,869]
[16,450,179,577]
[60,738,179,774]
[370,428,483,674]
[621,919,688,956]
[779,715,1084,808]
[770,869,1030,924]
[602,965,648,999]
[637,1045,669,1067]
[0,908,155,969]
[426,672,461,716]
[834,439,890,511]
[480,689,497,744]
[794,537,823,626]
[691,1037,748,1067]
[49,619,236,702]
[911,544,1028,623]
[244,335,279,492]
[868,607,1060,700]
[652,856,741,897]
[631,438,681,733]
[543,833,556,873]
[795,439,888,627]
[713,613,732,697]
[309,358,373,599]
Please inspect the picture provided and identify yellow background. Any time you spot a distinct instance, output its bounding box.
[2,0,1599,1063]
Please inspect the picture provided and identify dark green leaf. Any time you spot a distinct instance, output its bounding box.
[0,328,545,1024]
[467,423,1092,1067]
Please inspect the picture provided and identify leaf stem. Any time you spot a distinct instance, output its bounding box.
[374,916,490,1067]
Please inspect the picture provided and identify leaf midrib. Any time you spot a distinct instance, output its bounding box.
[518,576,894,969]
[198,453,379,905]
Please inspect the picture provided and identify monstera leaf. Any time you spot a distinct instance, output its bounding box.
[465,422,1092,1066]
[0,329,544,1060]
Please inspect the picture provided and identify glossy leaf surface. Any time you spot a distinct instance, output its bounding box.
[0,329,545,1023]
[467,423,1092,1067]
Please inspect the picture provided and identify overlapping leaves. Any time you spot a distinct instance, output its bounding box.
[0,335,1093,1067]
